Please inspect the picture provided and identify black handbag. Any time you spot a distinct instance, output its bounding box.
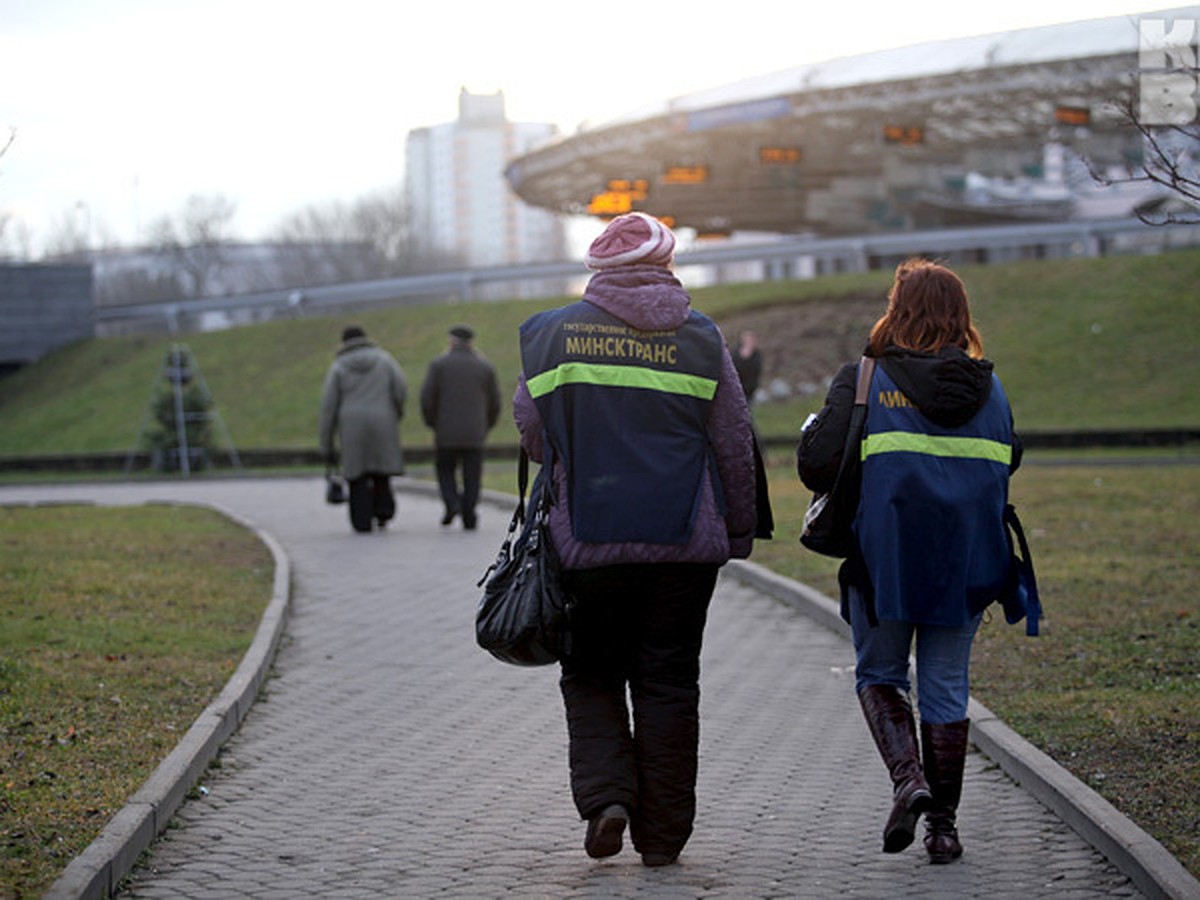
[800,356,875,557]
[475,449,574,666]
[325,466,346,504]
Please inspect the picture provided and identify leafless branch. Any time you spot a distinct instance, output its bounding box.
[1087,70,1200,225]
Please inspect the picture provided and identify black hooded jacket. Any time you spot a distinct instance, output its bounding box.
[797,346,1022,494]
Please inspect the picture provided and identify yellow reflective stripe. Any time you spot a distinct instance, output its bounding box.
[526,362,718,400]
[861,431,1012,465]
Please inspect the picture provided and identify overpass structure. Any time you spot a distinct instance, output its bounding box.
[505,8,1199,237]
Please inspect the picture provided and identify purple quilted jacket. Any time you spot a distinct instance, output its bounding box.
[512,265,758,570]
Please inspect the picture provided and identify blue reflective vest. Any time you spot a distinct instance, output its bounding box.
[854,364,1013,626]
[519,300,724,544]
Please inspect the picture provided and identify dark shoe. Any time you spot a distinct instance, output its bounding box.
[462,512,477,530]
[440,510,456,526]
[925,816,963,864]
[885,776,932,853]
[922,718,970,864]
[858,685,932,853]
[372,476,395,524]
[584,804,628,859]
[641,851,679,868]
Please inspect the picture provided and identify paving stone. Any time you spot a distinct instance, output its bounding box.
[1,479,1161,898]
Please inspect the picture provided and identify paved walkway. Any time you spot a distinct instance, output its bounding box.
[0,478,1170,898]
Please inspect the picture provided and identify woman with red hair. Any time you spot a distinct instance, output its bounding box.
[797,258,1022,864]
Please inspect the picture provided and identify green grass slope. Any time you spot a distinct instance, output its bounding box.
[1,249,1197,457]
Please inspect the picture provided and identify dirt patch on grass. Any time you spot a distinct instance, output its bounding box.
[717,293,884,393]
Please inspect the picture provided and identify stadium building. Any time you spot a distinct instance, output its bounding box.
[505,8,1199,238]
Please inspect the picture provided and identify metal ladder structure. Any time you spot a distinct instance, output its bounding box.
[124,343,243,476]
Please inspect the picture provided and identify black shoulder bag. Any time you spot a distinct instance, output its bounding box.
[324,465,346,505]
[800,356,875,558]
[475,448,574,666]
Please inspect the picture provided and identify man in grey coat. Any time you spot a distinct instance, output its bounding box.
[319,325,407,533]
[420,324,501,529]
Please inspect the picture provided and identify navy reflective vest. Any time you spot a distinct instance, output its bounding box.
[855,364,1013,627]
[520,300,724,544]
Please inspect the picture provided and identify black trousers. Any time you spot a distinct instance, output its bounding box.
[434,446,482,525]
[559,562,718,858]
[347,473,395,533]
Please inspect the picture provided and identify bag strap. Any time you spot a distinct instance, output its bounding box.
[514,448,530,526]
[1003,503,1042,636]
[832,356,876,486]
[855,356,876,406]
[513,435,553,527]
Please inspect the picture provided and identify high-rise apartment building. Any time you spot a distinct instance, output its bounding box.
[406,89,566,287]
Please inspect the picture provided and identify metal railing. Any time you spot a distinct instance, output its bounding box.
[93,218,1200,334]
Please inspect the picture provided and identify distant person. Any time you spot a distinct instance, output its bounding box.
[796,258,1022,864]
[419,324,501,530]
[319,325,407,533]
[513,212,760,867]
[732,329,762,403]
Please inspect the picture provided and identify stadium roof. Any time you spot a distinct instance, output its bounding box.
[506,7,1198,235]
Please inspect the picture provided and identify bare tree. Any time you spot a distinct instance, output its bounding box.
[1090,97,1200,224]
[0,128,28,261]
[350,187,413,275]
[271,200,383,285]
[1088,31,1200,225]
[41,208,94,261]
[96,266,185,307]
[0,212,30,261]
[268,186,464,289]
[149,194,239,297]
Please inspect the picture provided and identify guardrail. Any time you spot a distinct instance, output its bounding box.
[3,429,1197,475]
[93,218,1200,334]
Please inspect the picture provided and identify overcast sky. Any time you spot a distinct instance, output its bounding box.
[0,1,1187,254]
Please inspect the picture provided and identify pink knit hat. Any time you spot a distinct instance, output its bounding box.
[584,212,676,269]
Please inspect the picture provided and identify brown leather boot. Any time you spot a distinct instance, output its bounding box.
[921,718,970,864]
[858,684,932,853]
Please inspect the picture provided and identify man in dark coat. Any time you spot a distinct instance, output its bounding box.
[419,325,501,529]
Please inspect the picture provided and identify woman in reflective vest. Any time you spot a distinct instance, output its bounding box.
[797,258,1022,865]
[513,213,759,867]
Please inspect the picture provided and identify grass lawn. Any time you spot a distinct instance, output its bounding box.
[0,504,273,898]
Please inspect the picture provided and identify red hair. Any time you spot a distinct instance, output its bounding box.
[868,259,984,358]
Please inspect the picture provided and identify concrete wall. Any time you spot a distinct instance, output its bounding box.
[0,264,94,373]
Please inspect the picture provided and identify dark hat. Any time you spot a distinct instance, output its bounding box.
[341,325,366,342]
[449,325,474,340]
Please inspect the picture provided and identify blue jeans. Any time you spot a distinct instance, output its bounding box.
[848,588,982,724]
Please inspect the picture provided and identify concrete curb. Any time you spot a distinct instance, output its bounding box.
[726,557,1200,900]
[43,501,292,900]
